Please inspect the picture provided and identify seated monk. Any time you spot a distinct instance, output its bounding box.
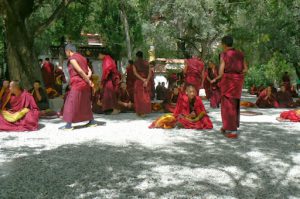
[279,109,300,122]
[0,79,11,110]
[0,81,39,131]
[91,75,104,114]
[163,86,180,113]
[150,85,213,130]
[54,65,66,95]
[256,86,279,108]
[117,82,133,112]
[249,84,258,95]
[276,84,296,108]
[30,80,50,111]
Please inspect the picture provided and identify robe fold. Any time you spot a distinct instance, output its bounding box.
[280,110,300,122]
[126,65,135,102]
[220,49,245,131]
[63,53,93,123]
[134,59,151,115]
[41,61,55,88]
[185,58,204,93]
[101,55,120,111]
[0,91,39,131]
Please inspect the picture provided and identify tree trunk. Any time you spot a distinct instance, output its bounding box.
[4,17,42,89]
[120,2,132,60]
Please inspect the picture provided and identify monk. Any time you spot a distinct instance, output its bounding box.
[206,61,221,108]
[30,80,49,110]
[150,85,213,129]
[276,84,296,108]
[117,82,133,112]
[279,109,300,122]
[211,36,248,138]
[54,64,66,95]
[183,55,205,94]
[60,44,96,130]
[133,51,152,117]
[91,75,104,114]
[249,84,258,95]
[126,60,135,102]
[41,58,55,88]
[98,50,121,114]
[163,86,180,113]
[0,80,11,110]
[256,86,279,108]
[203,68,211,100]
[0,81,39,131]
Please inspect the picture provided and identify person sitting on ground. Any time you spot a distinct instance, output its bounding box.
[249,84,258,95]
[163,86,180,113]
[30,80,49,111]
[150,85,213,129]
[0,80,39,131]
[0,79,11,110]
[117,82,133,112]
[256,86,279,108]
[276,84,296,108]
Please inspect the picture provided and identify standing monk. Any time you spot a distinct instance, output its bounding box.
[98,50,121,114]
[211,36,248,138]
[126,60,135,102]
[60,44,96,130]
[133,51,152,117]
[41,58,55,89]
[183,55,205,95]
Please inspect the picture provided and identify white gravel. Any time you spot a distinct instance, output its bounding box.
[0,93,299,198]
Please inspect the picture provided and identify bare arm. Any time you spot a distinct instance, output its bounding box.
[146,66,152,82]
[133,65,146,81]
[183,61,188,74]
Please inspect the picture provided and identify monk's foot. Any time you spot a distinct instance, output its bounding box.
[111,109,121,115]
[59,123,73,131]
[86,120,97,127]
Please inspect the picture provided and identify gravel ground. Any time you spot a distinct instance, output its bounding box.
[0,93,299,199]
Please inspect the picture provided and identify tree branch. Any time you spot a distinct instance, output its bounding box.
[34,0,74,37]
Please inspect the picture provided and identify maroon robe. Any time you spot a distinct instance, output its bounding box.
[134,59,151,114]
[63,53,93,123]
[163,91,179,113]
[220,49,245,131]
[0,91,39,131]
[173,94,213,129]
[101,55,120,111]
[185,58,204,93]
[41,61,55,88]
[117,88,132,112]
[126,65,135,102]
[208,67,221,108]
[256,89,279,108]
[92,89,104,114]
[276,91,294,108]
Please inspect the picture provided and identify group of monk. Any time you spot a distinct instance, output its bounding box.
[1,35,298,138]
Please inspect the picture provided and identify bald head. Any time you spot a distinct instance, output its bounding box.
[186,85,197,100]
[10,80,23,95]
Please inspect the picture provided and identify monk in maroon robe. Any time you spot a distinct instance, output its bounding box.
[256,86,279,108]
[117,82,133,112]
[276,85,296,108]
[184,56,205,94]
[0,80,11,110]
[133,51,152,116]
[211,36,248,138]
[60,44,95,130]
[0,81,39,131]
[41,58,55,89]
[126,60,135,102]
[206,62,221,108]
[163,87,180,113]
[98,51,121,114]
[54,65,66,95]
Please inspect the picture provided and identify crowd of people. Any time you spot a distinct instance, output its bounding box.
[0,35,299,138]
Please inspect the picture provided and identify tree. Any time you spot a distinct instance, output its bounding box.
[0,0,75,88]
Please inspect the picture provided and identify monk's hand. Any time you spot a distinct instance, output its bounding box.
[88,80,94,88]
[97,100,102,106]
[143,81,148,87]
[211,79,216,84]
